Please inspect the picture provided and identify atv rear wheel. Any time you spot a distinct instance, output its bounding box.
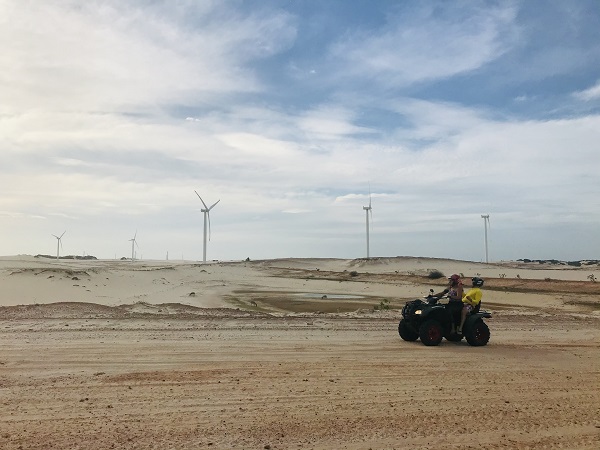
[465,320,490,346]
[419,320,443,346]
[398,319,419,341]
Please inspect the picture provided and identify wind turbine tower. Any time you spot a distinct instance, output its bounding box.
[195,190,220,262]
[52,231,66,260]
[481,214,490,263]
[129,231,139,262]
[363,190,373,259]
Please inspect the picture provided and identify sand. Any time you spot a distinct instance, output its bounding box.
[1,255,599,449]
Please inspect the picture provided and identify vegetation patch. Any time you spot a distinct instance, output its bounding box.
[427,270,445,280]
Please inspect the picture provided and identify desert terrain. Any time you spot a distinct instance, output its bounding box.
[1,255,599,449]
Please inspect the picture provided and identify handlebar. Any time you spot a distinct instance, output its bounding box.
[423,294,446,300]
[424,294,442,305]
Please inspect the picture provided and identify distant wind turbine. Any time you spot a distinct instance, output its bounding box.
[52,231,66,260]
[481,214,490,263]
[195,190,220,262]
[363,187,373,259]
[129,231,139,262]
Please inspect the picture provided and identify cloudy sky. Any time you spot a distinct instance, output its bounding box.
[2,0,600,262]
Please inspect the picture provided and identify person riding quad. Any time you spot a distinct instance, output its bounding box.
[432,274,464,301]
[433,274,464,333]
[458,277,484,334]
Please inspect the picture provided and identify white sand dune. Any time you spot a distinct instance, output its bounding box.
[1,255,597,310]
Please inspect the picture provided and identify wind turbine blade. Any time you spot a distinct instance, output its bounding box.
[60,231,66,238]
[208,199,220,211]
[52,234,59,239]
[195,190,209,209]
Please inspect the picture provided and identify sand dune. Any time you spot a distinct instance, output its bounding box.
[2,255,598,309]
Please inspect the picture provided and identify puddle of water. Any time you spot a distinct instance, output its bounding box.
[293,293,365,299]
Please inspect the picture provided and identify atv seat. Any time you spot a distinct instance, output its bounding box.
[471,302,481,314]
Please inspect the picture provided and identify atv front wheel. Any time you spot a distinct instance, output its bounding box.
[419,320,443,346]
[398,319,419,341]
[465,320,490,346]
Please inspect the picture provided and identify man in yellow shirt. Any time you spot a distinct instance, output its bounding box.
[457,277,484,334]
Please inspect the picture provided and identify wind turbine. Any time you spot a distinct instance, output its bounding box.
[195,190,220,262]
[481,214,490,263]
[363,188,373,259]
[52,231,66,260]
[129,231,139,262]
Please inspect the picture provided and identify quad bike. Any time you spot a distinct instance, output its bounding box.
[398,290,491,346]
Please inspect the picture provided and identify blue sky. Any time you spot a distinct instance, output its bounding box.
[1,0,600,262]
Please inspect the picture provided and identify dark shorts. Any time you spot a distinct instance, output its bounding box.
[447,301,462,322]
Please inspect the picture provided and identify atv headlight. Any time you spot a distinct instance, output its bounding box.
[415,309,422,315]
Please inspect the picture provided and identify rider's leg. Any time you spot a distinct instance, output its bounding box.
[458,305,469,333]
[453,302,460,331]
[448,302,459,333]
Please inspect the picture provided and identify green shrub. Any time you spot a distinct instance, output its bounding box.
[427,270,444,279]
[379,299,390,310]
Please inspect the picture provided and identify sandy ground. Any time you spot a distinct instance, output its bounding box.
[1,255,599,449]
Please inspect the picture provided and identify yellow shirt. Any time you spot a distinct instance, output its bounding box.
[462,287,482,306]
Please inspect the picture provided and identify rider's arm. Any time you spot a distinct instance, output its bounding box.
[433,288,449,298]
[463,288,481,306]
[463,295,475,306]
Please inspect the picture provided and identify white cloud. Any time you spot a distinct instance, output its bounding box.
[54,158,90,167]
[329,3,518,85]
[0,211,46,220]
[387,98,489,140]
[282,209,311,214]
[216,133,299,159]
[0,1,295,113]
[297,106,375,139]
[574,80,600,101]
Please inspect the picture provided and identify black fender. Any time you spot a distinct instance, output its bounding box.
[464,313,490,330]
[420,305,447,322]
[471,311,492,320]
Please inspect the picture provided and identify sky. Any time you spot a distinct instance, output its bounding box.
[2,0,600,262]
